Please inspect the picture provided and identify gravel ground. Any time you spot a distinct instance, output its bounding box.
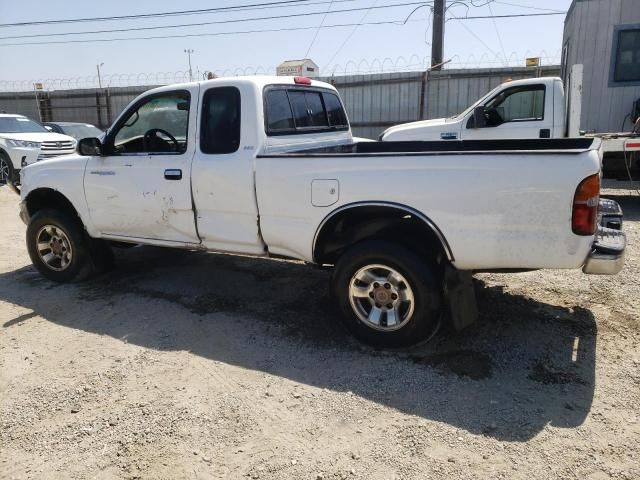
[0,184,639,480]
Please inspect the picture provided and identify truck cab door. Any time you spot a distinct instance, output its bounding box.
[84,87,200,244]
[190,84,265,255]
[463,83,554,140]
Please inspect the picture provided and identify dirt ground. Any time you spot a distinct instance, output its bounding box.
[0,184,639,480]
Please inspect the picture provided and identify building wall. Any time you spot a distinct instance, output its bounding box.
[563,0,640,133]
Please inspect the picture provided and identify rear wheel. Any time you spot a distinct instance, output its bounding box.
[332,240,442,348]
[0,152,13,185]
[26,209,95,282]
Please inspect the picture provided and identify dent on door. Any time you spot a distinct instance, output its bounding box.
[311,179,339,207]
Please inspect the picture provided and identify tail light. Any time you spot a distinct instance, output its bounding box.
[572,174,600,235]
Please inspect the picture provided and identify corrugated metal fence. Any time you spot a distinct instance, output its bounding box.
[0,66,560,138]
[330,65,560,138]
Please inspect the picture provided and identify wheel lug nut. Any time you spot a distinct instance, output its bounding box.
[373,282,379,288]
[384,283,391,289]
[369,292,374,298]
[391,293,398,300]
[375,303,381,308]
[386,304,393,309]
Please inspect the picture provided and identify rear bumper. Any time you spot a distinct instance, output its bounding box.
[582,224,626,275]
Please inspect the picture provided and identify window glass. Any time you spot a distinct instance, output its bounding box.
[114,92,189,154]
[289,91,311,128]
[265,90,294,131]
[486,85,545,123]
[323,92,348,127]
[264,87,349,134]
[614,29,640,82]
[305,92,329,127]
[200,87,241,154]
[60,124,103,140]
[0,117,48,133]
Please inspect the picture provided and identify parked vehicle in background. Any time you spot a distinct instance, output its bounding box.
[380,67,640,179]
[0,138,38,185]
[43,122,104,141]
[14,76,626,347]
[0,113,75,184]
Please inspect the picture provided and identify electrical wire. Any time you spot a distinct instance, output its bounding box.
[493,1,566,13]
[0,18,422,48]
[323,0,381,70]
[0,0,329,27]
[487,2,508,66]
[447,13,502,59]
[0,1,428,41]
[304,0,334,58]
[449,12,565,20]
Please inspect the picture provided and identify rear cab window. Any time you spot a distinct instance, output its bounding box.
[264,86,348,135]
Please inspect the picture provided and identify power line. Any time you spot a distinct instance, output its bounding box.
[0,18,420,48]
[323,0,380,70]
[0,0,324,28]
[0,1,429,40]
[0,7,566,48]
[493,1,566,13]
[487,2,508,66]
[304,0,334,58]
[449,12,565,20]
[448,13,502,60]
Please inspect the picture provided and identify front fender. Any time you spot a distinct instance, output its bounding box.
[20,157,97,236]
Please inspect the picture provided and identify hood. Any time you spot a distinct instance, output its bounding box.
[24,153,86,172]
[381,117,462,141]
[0,132,76,143]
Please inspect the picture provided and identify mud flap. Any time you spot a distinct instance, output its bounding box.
[443,266,478,331]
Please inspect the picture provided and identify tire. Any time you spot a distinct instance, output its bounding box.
[0,152,14,185]
[332,239,442,348]
[26,209,95,283]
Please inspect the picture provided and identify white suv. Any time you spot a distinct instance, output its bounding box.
[0,114,76,184]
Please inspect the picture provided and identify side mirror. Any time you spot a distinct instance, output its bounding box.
[472,106,487,129]
[44,125,53,132]
[77,137,103,156]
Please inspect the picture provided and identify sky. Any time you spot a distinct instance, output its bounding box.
[0,0,573,87]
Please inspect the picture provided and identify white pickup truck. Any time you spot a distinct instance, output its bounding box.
[15,76,627,347]
[380,70,640,179]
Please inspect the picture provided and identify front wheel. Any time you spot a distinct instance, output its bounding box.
[0,152,14,185]
[332,240,442,348]
[26,209,94,282]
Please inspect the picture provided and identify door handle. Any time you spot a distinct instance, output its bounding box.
[164,169,182,180]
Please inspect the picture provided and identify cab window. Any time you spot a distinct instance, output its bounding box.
[484,85,545,125]
[112,92,190,154]
[200,87,241,154]
[264,87,348,135]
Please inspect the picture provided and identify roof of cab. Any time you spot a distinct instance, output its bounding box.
[142,75,337,96]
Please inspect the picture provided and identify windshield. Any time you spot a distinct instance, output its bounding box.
[450,83,506,120]
[0,116,48,133]
[60,124,103,140]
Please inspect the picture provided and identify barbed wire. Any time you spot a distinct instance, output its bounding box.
[0,51,561,92]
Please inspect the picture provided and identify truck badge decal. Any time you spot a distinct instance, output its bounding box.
[440,132,458,140]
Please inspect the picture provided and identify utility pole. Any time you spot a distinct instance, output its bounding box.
[96,62,104,88]
[184,49,194,81]
[431,0,445,71]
